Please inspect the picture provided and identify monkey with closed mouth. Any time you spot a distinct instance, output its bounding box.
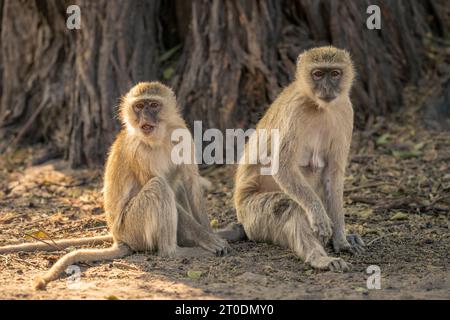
[234,46,365,272]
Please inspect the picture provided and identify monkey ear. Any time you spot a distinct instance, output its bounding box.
[342,49,352,62]
[166,87,177,102]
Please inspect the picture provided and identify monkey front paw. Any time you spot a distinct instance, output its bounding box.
[332,233,366,254]
[310,256,350,272]
[198,234,231,257]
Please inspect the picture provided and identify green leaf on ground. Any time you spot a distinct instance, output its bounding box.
[390,212,408,221]
[187,270,203,280]
[358,208,374,218]
[392,150,421,159]
[376,134,390,145]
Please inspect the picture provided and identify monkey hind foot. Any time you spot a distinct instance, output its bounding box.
[214,222,247,242]
[307,250,350,273]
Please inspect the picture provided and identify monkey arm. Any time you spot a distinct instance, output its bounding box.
[272,127,327,219]
[274,163,327,220]
[272,133,332,241]
[324,160,365,253]
[325,129,352,241]
[323,161,346,239]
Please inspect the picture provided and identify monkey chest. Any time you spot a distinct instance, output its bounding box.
[134,147,174,186]
[298,146,328,173]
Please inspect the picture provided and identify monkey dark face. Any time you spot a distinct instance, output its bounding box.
[132,99,162,135]
[310,68,342,102]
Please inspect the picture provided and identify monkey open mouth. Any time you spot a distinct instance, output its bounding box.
[140,124,156,134]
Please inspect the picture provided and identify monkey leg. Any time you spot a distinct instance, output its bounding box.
[176,181,211,229]
[237,192,349,272]
[116,177,178,257]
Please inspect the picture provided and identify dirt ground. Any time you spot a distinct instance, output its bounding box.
[0,107,449,300]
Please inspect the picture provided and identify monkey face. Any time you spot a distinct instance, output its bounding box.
[120,82,182,145]
[295,46,355,107]
[125,98,169,144]
[132,99,161,135]
[310,68,342,103]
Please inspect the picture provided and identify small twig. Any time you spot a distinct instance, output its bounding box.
[0,212,29,224]
[375,197,413,210]
[349,196,378,205]
[22,232,62,251]
[37,228,61,250]
[0,254,41,269]
[344,182,388,193]
[424,194,450,210]
[52,223,107,234]
[86,225,107,232]
[42,175,100,188]
[366,233,395,246]
[350,155,376,163]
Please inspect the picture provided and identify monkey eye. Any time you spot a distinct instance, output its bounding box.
[331,70,342,78]
[149,102,160,109]
[312,70,325,80]
[135,103,144,110]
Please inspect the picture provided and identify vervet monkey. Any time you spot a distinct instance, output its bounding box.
[234,46,365,272]
[0,82,243,289]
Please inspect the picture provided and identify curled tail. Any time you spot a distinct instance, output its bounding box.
[34,242,131,290]
[0,235,113,254]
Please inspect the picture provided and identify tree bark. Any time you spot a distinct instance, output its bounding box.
[67,0,162,167]
[175,0,449,130]
[0,0,447,167]
[0,0,71,149]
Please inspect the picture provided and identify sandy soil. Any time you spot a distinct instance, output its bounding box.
[0,118,448,300]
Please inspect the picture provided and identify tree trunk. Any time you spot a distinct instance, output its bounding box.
[0,0,71,150]
[175,0,449,130]
[67,0,162,167]
[0,0,448,167]
[0,0,163,167]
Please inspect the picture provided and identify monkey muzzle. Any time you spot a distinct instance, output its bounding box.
[140,123,156,134]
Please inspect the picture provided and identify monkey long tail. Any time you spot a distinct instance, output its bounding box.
[0,235,113,254]
[34,242,131,290]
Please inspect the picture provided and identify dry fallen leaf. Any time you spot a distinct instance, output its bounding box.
[24,230,49,240]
